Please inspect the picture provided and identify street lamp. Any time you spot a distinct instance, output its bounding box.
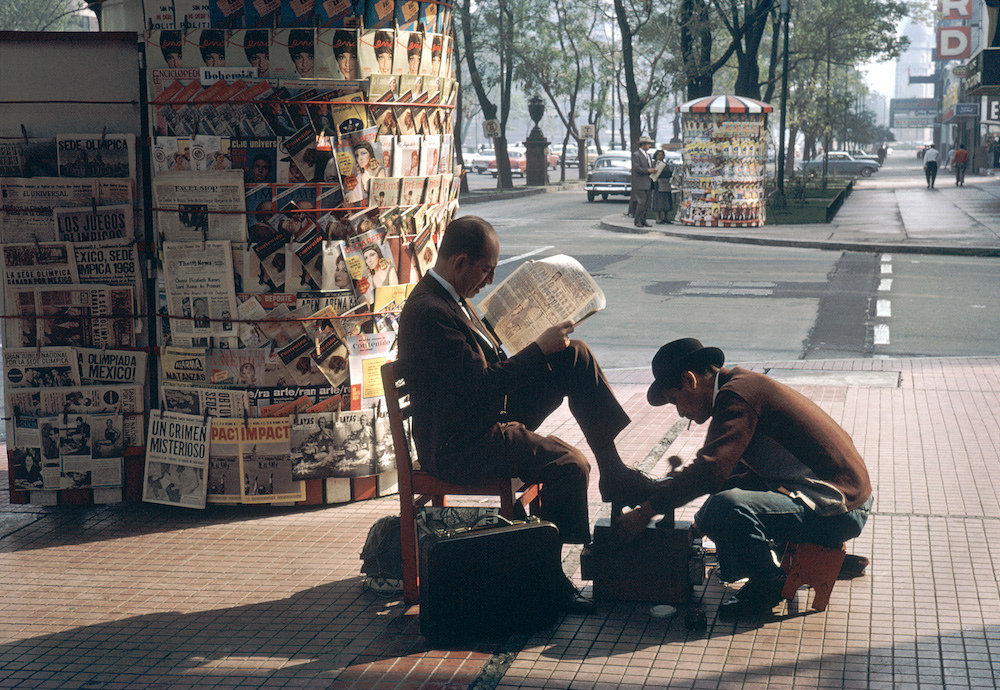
[775,0,792,207]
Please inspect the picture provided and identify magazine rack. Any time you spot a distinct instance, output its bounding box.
[381,360,541,604]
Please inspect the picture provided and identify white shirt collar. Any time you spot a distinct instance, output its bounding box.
[428,267,462,303]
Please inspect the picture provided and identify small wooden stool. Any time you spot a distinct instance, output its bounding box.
[780,542,846,611]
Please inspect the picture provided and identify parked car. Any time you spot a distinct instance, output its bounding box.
[545,148,560,169]
[487,150,527,177]
[464,145,495,174]
[564,144,599,169]
[799,151,879,177]
[584,151,632,201]
[849,149,881,163]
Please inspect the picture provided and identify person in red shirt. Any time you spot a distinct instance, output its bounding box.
[952,144,970,186]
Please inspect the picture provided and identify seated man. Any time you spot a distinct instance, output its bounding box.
[397,215,653,546]
[615,338,873,617]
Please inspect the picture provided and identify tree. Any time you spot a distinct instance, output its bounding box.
[612,0,679,147]
[0,0,91,31]
[457,0,519,189]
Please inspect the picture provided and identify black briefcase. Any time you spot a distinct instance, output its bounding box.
[418,516,565,645]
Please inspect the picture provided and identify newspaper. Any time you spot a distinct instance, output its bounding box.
[162,240,239,346]
[7,284,135,350]
[75,348,147,386]
[290,410,377,479]
[207,348,268,386]
[0,243,79,312]
[160,346,207,384]
[161,384,250,418]
[10,416,46,491]
[478,254,606,354]
[15,413,125,490]
[0,178,99,242]
[153,170,247,242]
[56,133,137,180]
[5,384,144,446]
[210,417,304,504]
[143,412,211,509]
[53,204,134,242]
[3,347,80,388]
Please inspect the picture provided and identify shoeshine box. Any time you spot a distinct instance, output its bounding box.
[580,516,704,603]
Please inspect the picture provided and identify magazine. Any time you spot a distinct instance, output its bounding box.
[143,412,211,509]
[345,331,395,409]
[478,254,607,354]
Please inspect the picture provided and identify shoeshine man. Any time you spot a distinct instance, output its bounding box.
[614,339,873,617]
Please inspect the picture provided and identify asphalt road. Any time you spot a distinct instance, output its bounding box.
[461,190,1000,370]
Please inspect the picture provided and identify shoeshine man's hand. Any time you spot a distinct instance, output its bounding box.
[535,320,574,355]
[611,502,658,543]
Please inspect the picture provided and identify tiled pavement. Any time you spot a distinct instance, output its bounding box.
[2,356,1000,689]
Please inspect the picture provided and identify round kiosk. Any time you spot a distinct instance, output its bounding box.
[676,95,772,228]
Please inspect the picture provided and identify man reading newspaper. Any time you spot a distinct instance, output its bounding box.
[397,216,655,611]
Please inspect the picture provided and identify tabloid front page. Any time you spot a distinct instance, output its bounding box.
[5,384,144,446]
[7,285,135,350]
[208,417,304,504]
[478,254,606,354]
[3,347,80,388]
[143,412,211,509]
[161,385,250,418]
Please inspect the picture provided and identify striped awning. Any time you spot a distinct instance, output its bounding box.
[676,95,773,113]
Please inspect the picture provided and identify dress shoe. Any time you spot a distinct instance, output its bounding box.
[718,568,786,618]
[598,465,657,507]
[562,589,596,615]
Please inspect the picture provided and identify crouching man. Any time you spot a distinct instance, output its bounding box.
[615,338,873,617]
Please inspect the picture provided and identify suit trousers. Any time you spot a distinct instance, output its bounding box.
[435,341,629,543]
[633,188,651,225]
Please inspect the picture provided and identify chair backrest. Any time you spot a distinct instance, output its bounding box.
[380,360,416,478]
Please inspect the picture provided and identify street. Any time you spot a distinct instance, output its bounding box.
[462,190,1000,369]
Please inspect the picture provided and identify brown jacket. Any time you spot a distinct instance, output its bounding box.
[649,367,872,515]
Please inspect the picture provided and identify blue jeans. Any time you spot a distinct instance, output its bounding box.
[694,478,873,583]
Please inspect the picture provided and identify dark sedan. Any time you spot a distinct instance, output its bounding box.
[800,152,879,177]
[584,151,632,201]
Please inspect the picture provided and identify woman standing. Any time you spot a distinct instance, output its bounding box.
[650,149,673,224]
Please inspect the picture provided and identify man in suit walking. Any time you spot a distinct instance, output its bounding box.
[397,216,655,546]
[631,135,656,228]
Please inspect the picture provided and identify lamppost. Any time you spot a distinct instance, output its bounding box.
[775,0,792,207]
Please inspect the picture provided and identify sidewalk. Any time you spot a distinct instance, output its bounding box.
[601,155,1000,256]
[2,158,1000,689]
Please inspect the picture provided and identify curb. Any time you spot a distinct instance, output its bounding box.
[598,217,1000,257]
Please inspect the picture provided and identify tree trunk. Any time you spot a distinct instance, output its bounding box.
[614,0,643,148]
[732,3,772,99]
[452,25,470,195]
[681,0,714,99]
[786,122,799,172]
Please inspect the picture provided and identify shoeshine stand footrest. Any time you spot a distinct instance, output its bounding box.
[580,517,703,604]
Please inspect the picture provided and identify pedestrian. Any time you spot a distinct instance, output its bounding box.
[952,143,969,186]
[945,145,956,172]
[631,135,656,228]
[876,143,887,166]
[650,149,673,224]
[923,144,940,188]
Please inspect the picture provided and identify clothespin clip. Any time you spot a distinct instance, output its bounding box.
[335,406,341,424]
[293,409,299,425]
[203,407,211,426]
[92,197,98,215]
[63,404,69,425]
[159,405,165,419]
[100,126,108,144]
[243,408,250,428]
[20,124,29,145]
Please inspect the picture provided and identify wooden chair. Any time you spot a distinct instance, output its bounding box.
[381,360,541,604]
[780,541,847,611]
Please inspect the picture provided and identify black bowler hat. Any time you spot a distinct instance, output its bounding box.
[647,338,725,406]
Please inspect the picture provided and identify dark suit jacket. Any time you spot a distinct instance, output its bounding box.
[631,148,652,191]
[396,274,549,478]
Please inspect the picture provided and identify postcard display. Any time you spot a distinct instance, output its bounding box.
[1,32,150,506]
[677,97,772,228]
[137,0,461,508]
